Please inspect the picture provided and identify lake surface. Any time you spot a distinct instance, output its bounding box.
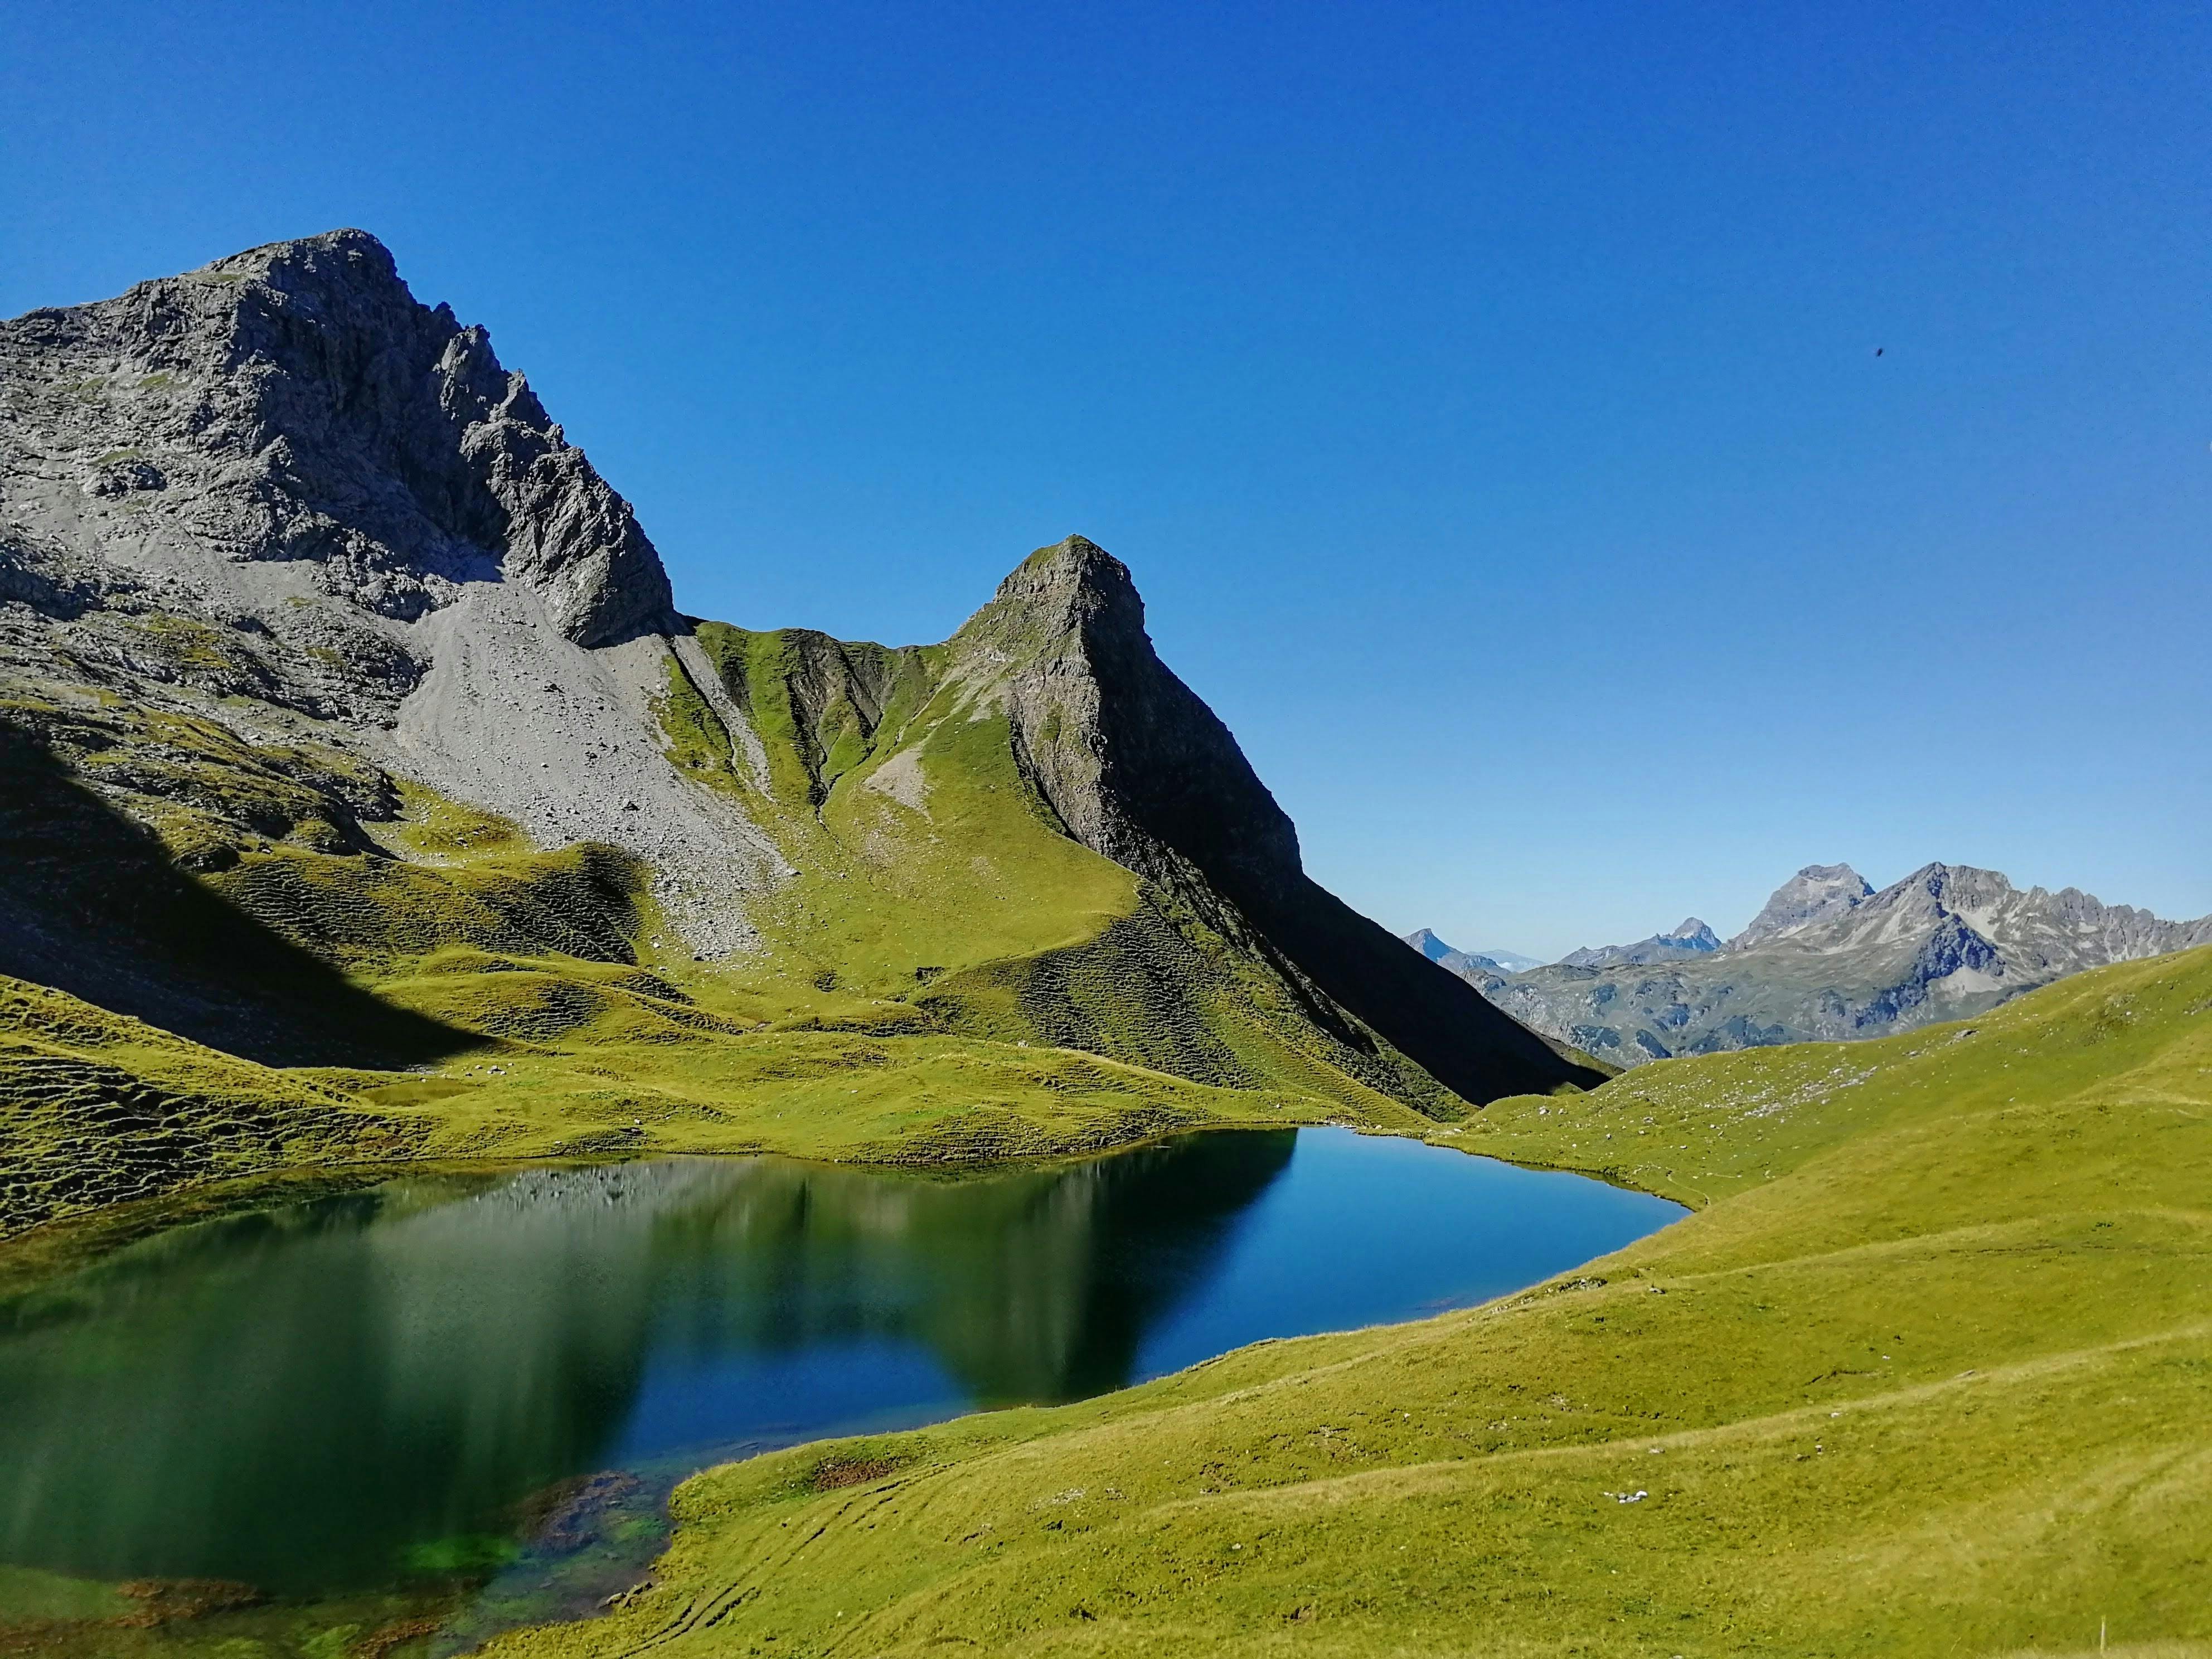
[0,1128,1682,1643]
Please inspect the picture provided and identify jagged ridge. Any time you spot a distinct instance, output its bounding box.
[1,228,672,647]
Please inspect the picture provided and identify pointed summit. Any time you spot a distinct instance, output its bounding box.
[945,536,1602,1103]
[1405,927,1454,962]
[959,535,1146,663]
[951,533,1299,894]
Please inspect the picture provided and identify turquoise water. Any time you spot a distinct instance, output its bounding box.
[0,1128,1681,1634]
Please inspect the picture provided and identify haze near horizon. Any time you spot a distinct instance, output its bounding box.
[6,0,2205,959]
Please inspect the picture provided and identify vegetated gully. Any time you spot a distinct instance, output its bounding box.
[0,1126,1682,1649]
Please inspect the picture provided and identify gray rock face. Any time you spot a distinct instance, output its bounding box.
[1729,864,1873,948]
[0,229,673,653]
[1469,862,2212,1069]
[0,231,774,959]
[957,535,1302,901]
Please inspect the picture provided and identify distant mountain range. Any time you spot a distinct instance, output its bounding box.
[1559,918,1721,969]
[1403,930,1542,978]
[1408,862,2212,1069]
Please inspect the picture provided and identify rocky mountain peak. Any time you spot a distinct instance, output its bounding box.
[1481,855,2212,1070]
[967,535,1144,654]
[950,536,1595,1102]
[1398,929,1520,983]
[1730,862,1874,949]
[1559,916,1723,970]
[955,534,1300,897]
[0,228,674,648]
[1406,928,1452,962]
[1901,862,2011,905]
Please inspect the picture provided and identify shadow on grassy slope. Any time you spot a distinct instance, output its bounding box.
[0,725,467,1068]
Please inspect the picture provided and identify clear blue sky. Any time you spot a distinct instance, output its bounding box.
[8,1,2208,958]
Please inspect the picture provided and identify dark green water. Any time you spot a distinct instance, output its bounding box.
[0,1127,1681,1641]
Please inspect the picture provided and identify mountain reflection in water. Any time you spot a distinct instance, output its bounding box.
[0,1127,1685,1602]
[0,1130,1296,1590]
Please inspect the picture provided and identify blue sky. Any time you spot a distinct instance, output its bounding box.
[8,1,2207,958]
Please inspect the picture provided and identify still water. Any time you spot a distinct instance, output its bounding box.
[0,1128,1681,1634]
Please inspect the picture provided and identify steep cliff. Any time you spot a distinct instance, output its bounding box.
[945,537,1600,1103]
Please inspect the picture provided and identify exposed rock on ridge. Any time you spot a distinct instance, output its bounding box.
[0,230,778,964]
[1730,864,1874,948]
[1560,918,1721,969]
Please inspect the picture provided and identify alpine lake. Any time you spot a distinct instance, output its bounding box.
[0,1127,1684,1655]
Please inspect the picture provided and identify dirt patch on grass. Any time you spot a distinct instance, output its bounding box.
[812,1454,903,1491]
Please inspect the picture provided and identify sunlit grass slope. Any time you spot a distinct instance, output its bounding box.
[0,949,1404,1242]
[495,945,2212,1658]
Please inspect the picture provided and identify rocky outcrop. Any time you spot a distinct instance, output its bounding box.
[0,231,780,960]
[1455,862,2212,1068]
[1730,864,1874,947]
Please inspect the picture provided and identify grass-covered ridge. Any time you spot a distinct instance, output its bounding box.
[491,945,2212,1658]
[0,976,430,1238]
[634,616,1471,1117]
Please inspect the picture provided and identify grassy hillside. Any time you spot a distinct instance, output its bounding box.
[492,944,2212,1658]
[0,583,1515,1243]
[0,948,1418,1244]
[0,629,1470,1241]
[0,975,431,1243]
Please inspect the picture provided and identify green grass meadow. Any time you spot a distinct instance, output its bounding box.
[481,944,2212,1659]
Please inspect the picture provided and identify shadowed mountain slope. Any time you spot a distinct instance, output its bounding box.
[0,724,466,1068]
